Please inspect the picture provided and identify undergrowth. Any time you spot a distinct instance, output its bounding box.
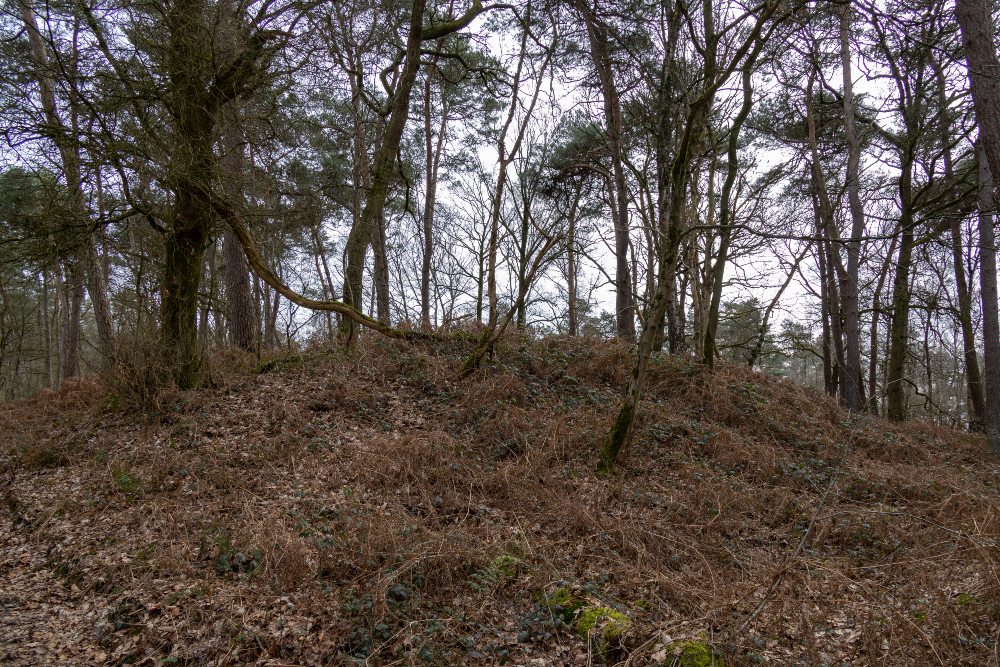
[0,333,997,665]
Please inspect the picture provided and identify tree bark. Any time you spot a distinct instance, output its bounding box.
[574,0,636,341]
[341,0,431,340]
[955,0,1000,183]
[955,0,1000,451]
[161,0,217,387]
[886,151,916,422]
[976,146,1000,453]
[220,116,256,352]
[839,0,865,412]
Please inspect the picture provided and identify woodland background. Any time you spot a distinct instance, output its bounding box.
[1,0,1000,456]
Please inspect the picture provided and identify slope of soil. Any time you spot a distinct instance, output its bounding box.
[1,337,998,666]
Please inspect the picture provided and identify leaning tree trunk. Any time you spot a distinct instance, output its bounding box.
[341,0,428,341]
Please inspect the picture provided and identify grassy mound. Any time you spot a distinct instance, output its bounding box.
[1,336,997,665]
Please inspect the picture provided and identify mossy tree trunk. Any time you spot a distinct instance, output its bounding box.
[340,0,488,341]
[599,1,780,472]
[161,0,216,387]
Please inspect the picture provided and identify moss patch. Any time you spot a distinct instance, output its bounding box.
[577,605,629,637]
[575,604,630,661]
[660,639,724,667]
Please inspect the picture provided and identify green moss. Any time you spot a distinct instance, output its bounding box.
[662,640,723,667]
[576,606,629,638]
[535,586,586,625]
[575,604,630,662]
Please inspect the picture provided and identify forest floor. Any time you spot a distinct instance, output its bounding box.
[1,336,998,666]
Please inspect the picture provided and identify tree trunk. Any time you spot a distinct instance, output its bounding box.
[926,52,986,428]
[868,233,898,415]
[599,0,779,471]
[839,0,865,412]
[40,270,53,388]
[886,153,916,422]
[574,0,636,341]
[956,0,1000,183]
[341,0,428,341]
[806,71,847,402]
[420,54,448,330]
[62,261,84,381]
[955,0,1000,451]
[567,185,581,336]
[704,62,754,366]
[220,117,256,352]
[372,209,391,324]
[976,146,1000,453]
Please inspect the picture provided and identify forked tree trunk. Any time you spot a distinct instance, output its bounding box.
[599,3,780,472]
[704,62,754,366]
[341,0,428,340]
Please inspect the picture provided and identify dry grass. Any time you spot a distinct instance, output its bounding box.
[1,335,998,665]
